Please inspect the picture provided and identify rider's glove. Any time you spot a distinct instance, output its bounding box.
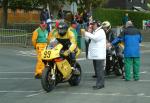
[63,50,71,56]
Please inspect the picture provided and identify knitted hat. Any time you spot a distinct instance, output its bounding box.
[126,21,133,28]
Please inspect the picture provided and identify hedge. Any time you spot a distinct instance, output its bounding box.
[93,8,150,28]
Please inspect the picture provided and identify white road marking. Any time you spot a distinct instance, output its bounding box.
[0,89,150,98]
[0,72,34,74]
[139,80,150,82]
[53,91,150,98]
[0,71,148,74]
[25,90,150,98]
[140,71,147,74]
[142,50,150,53]
[26,91,45,97]
[137,93,145,96]
[0,90,41,93]
[1,77,150,83]
[16,50,36,57]
[77,58,86,61]
[0,78,33,80]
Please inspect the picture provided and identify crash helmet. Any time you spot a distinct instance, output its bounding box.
[101,21,111,32]
[58,21,68,36]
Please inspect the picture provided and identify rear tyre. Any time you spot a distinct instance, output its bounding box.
[69,63,82,86]
[41,66,55,92]
[114,62,122,76]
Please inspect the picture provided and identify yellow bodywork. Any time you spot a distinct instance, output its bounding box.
[41,43,72,79]
[56,59,72,79]
[41,44,63,60]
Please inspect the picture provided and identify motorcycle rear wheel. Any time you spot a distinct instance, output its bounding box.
[41,66,55,92]
[114,62,122,76]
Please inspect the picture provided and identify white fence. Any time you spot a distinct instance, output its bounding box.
[0,28,32,47]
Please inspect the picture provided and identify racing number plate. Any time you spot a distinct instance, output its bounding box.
[43,50,51,59]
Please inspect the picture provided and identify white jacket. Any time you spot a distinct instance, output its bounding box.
[85,27,106,60]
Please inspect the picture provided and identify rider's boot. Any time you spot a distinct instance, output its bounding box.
[71,67,80,75]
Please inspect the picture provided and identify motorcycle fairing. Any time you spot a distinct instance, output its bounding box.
[41,44,63,60]
[56,59,72,79]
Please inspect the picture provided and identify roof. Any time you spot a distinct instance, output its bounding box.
[133,6,146,12]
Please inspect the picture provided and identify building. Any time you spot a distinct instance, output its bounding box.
[105,0,148,11]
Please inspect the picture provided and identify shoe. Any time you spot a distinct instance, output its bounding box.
[92,75,97,78]
[34,74,41,79]
[93,85,104,90]
[122,76,125,79]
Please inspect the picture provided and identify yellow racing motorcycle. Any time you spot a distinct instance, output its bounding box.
[41,39,81,92]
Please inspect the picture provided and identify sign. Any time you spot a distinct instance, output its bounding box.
[71,2,77,15]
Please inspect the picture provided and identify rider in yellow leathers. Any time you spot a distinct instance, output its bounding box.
[48,21,80,65]
[32,21,48,79]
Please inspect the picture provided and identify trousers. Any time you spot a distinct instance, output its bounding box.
[35,43,47,76]
[93,60,105,86]
[124,57,140,80]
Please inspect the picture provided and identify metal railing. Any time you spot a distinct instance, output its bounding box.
[7,23,39,33]
[0,28,32,47]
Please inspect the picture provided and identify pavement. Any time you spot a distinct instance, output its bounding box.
[0,42,150,103]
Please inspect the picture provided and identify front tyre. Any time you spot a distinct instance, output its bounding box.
[69,63,82,86]
[41,66,55,92]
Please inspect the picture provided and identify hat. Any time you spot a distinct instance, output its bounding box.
[92,20,101,27]
[71,20,77,24]
[126,21,133,28]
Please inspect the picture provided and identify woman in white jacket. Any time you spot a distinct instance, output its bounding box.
[82,20,106,89]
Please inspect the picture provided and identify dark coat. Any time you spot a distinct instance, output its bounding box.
[122,26,142,57]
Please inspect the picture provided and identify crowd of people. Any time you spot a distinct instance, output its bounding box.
[32,9,142,90]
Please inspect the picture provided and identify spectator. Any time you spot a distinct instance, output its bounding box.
[121,21,142,81]
[68,20,81,49]
[32,21,48,79]
[47,20,60,43]
[122,13,129,27]
[58,6,64,19]
[84,23,92,59]
[81,20,106,89]
[82,10,89,29]
[45,9,52,33]
[40,9,47,22]
[45,9,50,20]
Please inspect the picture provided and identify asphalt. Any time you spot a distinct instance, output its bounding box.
[0,43,150,103]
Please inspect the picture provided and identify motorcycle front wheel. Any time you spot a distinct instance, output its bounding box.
[68,62,82,86]
[41,66,55,92]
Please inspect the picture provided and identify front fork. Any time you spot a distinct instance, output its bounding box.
[51,64,56,80]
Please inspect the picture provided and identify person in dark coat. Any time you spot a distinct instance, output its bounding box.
[112,21,142,81]
[123,21,142,81]
[40,9,47,22]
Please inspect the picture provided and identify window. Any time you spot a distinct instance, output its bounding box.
[141,0,145,4]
